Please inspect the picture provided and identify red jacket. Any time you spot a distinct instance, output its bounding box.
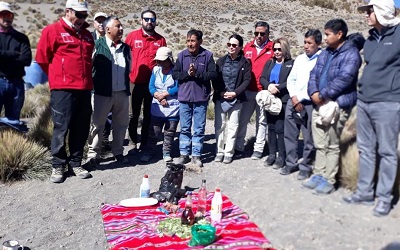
[125,28,166,85]
[36,18,94,90]
[243,40,274,91]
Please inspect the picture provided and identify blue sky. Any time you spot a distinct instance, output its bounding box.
[395,0,400,7]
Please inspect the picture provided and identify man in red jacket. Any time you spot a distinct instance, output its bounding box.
[36,0,94,183]
[235,21,274,158]
[125,10,166,152]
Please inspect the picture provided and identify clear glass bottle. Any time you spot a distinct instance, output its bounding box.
[197,179,207,215]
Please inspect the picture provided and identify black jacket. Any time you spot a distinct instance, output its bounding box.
[260,58,294,104]
[0,28,32,79]
[212,52,251,102]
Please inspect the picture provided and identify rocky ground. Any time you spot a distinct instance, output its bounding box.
[0,121,399,250]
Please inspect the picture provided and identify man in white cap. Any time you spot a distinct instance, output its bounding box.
[36,0,94,183]
[343,0,400,217]
[0,1,32,126]
[91,12,107,40]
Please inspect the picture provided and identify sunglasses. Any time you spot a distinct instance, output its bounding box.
[71,10,88,19]
[254,32,266,37]
[227,43,238,48]
[273,48,282,52]
[143,17,156,23]
[366,7,374,15]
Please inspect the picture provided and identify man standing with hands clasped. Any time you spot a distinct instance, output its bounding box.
[343,0,400,217]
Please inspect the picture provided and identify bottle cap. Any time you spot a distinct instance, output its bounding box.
[215,188,220,192]
[202,179,206,183]
[144,174,148,178]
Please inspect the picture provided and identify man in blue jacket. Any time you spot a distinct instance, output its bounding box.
[343,0,400,217]
[172,29,217,167]
[304,19,362,195]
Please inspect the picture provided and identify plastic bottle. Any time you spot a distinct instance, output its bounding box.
[139,175,150,198]
[210,188,222,223]
[181,192,195,225]
[197,179,207,215]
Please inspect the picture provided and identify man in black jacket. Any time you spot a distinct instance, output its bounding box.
[0,1,32,123]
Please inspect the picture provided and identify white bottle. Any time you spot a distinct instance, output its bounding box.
[210,188,222,223]
[139,175,150,198]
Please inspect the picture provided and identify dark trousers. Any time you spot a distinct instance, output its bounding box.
[50,90,92,168]
[266,103,286,159]
[284,100,315,171]
[147,117,178,154]
[128,84,152,147]
[0,77,25,120]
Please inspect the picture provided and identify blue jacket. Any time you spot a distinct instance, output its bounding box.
[308,40,361,109]
[172,47,217,102]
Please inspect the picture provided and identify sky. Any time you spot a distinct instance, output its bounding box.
[396,0,400,7]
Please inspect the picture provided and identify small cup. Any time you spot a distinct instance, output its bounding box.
[2,240,24,250]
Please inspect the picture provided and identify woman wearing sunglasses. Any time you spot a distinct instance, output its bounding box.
[256,38,294,169]
[212,34,251,164]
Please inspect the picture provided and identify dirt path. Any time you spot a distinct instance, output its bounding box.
[0,121,399,250]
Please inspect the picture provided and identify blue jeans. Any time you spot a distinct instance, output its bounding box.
[0,77,25,120]
[356,100,400,203]
[179,101,207,157]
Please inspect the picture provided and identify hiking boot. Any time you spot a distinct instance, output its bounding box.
[302,175,323,189]
[234,150,244,158]
[214,154,224,162]
[343,193,375,206]
[373,200,391,217]
[191,156,203,168]
[223,156,233,164]
[163,152,173,162]
[50,167,66,183]
[313,178,334,195]
[297,170,311,180]
[175,155,190,165]
[102,138,111,152]
[115,154,129,164]
[264,154,276,166]
[140,152,153,162]
[71,166,92,179]
[274,157,286,170]
[251,151,262,160]
[83,157,100,167]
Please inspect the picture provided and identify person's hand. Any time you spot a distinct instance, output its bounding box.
[291,96,304,112]
[268,84,280,95]
[160,99,168,107]
[311,92,324,106]
[223,91,237,100]
[188,63,196,77]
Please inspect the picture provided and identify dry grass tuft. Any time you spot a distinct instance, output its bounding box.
[27,104,53,148]
[0,130,51,182]
[20,83,50,118]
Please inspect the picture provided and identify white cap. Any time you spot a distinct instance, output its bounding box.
[0,1,12,13]
[65,0,88,12]
[154,47,174,63]
[93,12,107,21]
[358,0,400,27]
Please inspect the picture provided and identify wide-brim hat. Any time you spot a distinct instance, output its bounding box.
[358,0,400,27]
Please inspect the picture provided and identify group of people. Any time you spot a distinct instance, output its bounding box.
[0,0,399,216]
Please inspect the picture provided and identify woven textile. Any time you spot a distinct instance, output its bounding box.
[101,193,273,250]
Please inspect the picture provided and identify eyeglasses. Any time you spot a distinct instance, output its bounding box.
[273,48,282,52]
[143,17,156,23]
[366,7,374,15]
[71,9,88,19]
[227,43,238,48]
[254,32,266,37]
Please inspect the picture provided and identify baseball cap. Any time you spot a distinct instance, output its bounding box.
[154,47,174,63]
[0,1,12,13]
[93,12,107,21]
[65,0,88,12]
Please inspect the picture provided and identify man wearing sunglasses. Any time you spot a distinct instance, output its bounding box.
[125,10,166,153]
[36,0,94,183]
[235,21,274,159]
[0,1,32,128]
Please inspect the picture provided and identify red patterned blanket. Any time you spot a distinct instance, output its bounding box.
[100,193,274,250]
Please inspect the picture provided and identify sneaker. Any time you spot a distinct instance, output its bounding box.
[223,156,233,164]
[264,154,276,166]
[251,151,262,160]
[140,153,153,162]
[274,157,286,170]
[115,154,129,164]
[234,150,244,158]
[50,167,66,183]
[313,178,334,195]
[373,200,391,217]
[71,166,92,179]
[175,155,190,165]
[163,152,173,162]
[102,138,111,152]
[297,170,311,180]
[214,154,224,162]
[302,175,323,189]
[191,156,203,168]
[343,193,375,206]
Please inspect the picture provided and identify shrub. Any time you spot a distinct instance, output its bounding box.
[20,83,50,118]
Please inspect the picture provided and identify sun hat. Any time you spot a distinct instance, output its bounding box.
[93,12,107,21]
[358,0,400,27]
[65,0,89,12]
[0,1,12,13]
[154,47,174,63]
